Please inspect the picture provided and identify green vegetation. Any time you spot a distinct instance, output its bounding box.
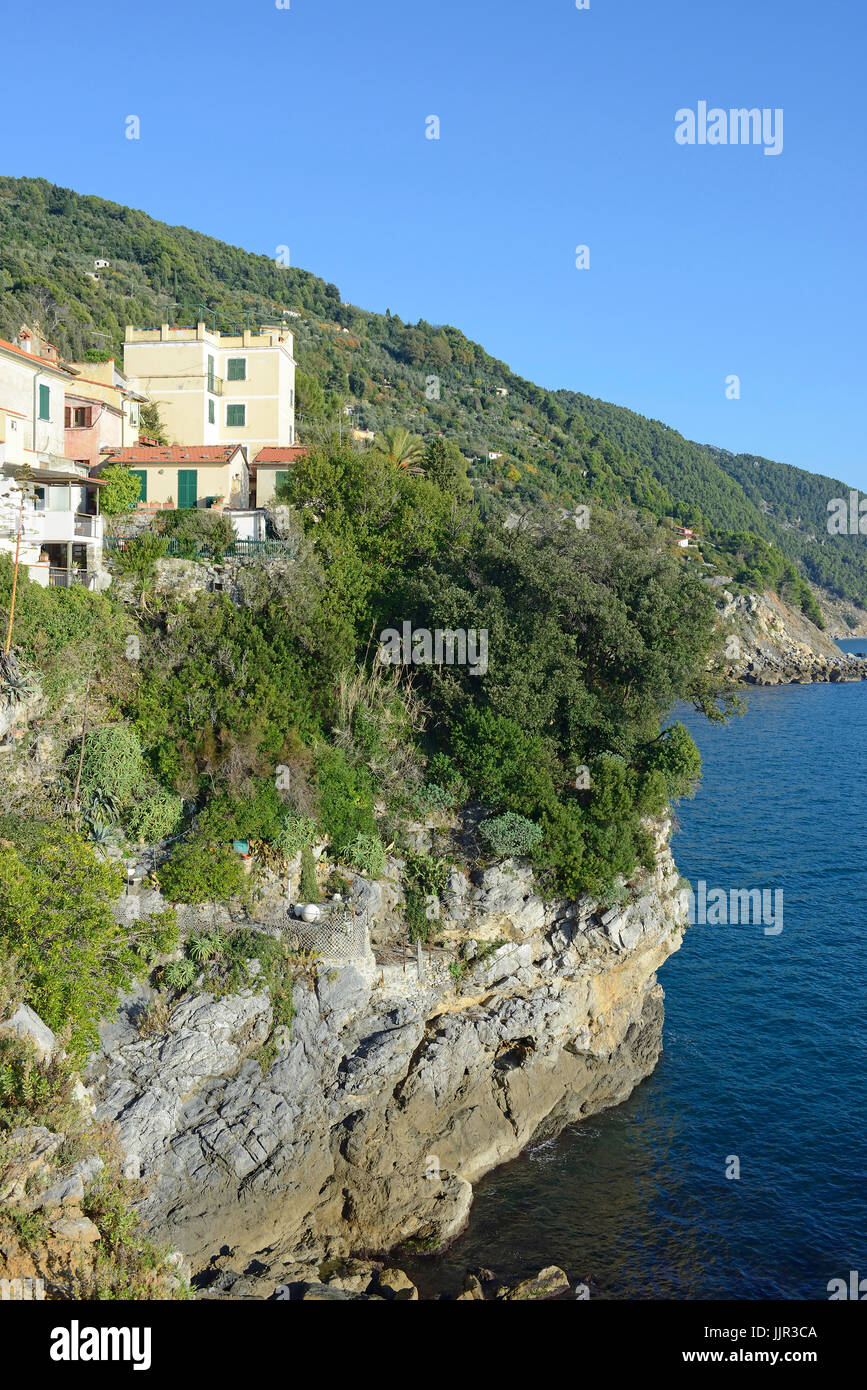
[156,838,247,905]
[99,464,142,517]
[299,845,320,903]
[0,817,133,1058]
[479,812,544,859]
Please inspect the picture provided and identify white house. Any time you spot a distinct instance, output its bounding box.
[0,327,106,585]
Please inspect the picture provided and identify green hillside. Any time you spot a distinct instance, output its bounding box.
[1,173,863,608]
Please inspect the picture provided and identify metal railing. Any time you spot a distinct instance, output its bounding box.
[104,536,293,559]
[48,568,93,588]
[74,512,98,537]
[207,375,223,395]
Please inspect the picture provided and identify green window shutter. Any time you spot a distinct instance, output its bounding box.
[177,469,198,508]
[227,358,246,381]
[38,383,50,420]
[275,470,289,494]
[130,469,147,502]
[208,399,215,424]
[226,404,246,427]
[207,355,215,392]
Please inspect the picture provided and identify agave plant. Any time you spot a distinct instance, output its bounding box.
[0,650,37,704]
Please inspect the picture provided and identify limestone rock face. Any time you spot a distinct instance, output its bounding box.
[721,588,867,686]
[87,824,688,1290]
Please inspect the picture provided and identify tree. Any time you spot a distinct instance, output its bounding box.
[295,368,326,420]
[372,426,424,470]
[98,463,141,516]
[422,438,472,498]
[138,400,168,444]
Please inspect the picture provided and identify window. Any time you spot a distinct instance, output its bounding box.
[207,355,216,392]
[226,358,246,381]
[38,384,50,420]
[275,470,289,493]
[72,406,91,428]
[208,399,215,425]
[226,404,246,427]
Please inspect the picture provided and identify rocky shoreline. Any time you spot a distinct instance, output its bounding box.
[78,818,687,1299]
[719,588,867,687]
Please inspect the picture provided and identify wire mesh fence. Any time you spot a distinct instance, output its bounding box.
[285,901,369,966]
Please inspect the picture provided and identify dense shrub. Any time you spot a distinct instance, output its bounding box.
[479,812,543,858]
[0,816,132,1057]
[299,845,320,903]
[125,786,184,844]
[275,812,318,857]
[315,747,377,853]
[156,838,247,904]
[342,832,386,878]
[155,508,234,560]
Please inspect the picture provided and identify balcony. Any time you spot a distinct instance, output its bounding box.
[48,568,97,589]
[32,511,103,545]
[207,375,223,396]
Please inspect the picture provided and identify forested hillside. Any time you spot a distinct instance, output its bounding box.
[1,173,864,607]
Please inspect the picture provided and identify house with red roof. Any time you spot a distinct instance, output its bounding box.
[251,445,309,507]
[0,326,107,586]
[94,442,250,510]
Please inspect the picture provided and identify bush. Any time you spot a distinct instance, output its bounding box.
[126,786,185,844]
[342,832,386,878]
[479,811,543,858]
[0,816,132,1058]
[299,845,320,903]
[156,837,247,904]
[197,780,286,845]
[0,1035,76,1132]
[99,464,141,517]
[275,812,318,857]
[113,532,168,581]
[315,747,377,853]
[77,723,144,808]
[155,509,234,561]
[403,851,448,944]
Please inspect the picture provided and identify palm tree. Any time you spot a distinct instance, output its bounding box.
[372,427,424,470]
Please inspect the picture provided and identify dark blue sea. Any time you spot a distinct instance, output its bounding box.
[405,643,867,1299]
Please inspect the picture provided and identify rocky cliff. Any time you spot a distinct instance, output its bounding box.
[85,819,688,1297]
[718,587,867,686]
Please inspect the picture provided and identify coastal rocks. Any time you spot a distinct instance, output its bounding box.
[500,1265,570,1300]
[720,588,867,686]
[86,828,688,1290]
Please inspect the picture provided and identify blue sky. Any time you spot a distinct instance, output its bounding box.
[3,0,866,482]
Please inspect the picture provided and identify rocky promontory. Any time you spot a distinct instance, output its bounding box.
[83,819,687,1297]
[719,587,867,686]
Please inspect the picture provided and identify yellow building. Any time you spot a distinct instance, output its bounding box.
[95,444,249,509]
[123,322,296,458]
[250,445,309,508]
